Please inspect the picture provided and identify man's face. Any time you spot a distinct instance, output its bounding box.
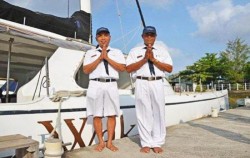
[96,32,111,48]
[142,33,156,45]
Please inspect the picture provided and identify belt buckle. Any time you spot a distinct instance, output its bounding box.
[100,78,106,82]
[148,77,154,81]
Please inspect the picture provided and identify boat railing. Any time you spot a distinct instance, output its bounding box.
[173,82,250,92]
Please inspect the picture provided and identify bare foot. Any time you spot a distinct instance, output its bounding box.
[106,144,118,152]
[153,147,163,154]
[140,147,150,153]
[94,142,105,152]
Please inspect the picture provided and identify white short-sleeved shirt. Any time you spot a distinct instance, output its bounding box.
[83,46,126,79]
[126,44,173,78]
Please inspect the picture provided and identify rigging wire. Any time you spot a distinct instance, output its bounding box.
[112,0,144,53]
[122,25,142,51]
[114,0,127,53]
[110,25,142,53]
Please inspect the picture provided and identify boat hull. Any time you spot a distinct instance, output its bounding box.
[0,89,228,152]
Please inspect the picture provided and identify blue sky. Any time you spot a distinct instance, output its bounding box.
[6,0,250,74]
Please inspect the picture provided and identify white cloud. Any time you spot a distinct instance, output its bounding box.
[168,48,194,73]
[188,0,250,44]
[155,41,192,73]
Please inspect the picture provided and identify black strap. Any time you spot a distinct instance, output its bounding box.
[148,60,155,75]
[103,59,109,75]
[98,49,110,75]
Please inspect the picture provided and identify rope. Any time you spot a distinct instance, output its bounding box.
[50,90,86,102]
[48,90,86,140]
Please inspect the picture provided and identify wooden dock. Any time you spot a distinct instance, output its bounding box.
[64,107,250,158]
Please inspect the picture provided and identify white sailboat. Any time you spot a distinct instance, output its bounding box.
[0,0,229,157]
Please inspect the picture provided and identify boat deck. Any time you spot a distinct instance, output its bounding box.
[64,107,250,158]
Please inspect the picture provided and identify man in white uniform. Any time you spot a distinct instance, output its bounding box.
[126,26,173,154]
[83,27,126,152]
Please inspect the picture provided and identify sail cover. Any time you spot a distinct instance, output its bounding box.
[0,1,91,42]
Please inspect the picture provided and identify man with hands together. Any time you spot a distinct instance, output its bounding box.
[126,26,173,154]
[83,27,126,152]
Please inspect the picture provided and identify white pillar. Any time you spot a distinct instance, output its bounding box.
[179,76,181,95]
[199,78,202,92]
[80,0,91,13]
[23,17,26,25]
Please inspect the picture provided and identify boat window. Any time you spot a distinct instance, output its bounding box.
[0,78,18,103]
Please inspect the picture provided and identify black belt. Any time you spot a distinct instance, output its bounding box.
[91,78,117,82]
[137,76,162,81]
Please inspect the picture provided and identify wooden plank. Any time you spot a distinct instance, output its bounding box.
[0,138,38,151]
[0,134,26,142]
[0,134,38,151]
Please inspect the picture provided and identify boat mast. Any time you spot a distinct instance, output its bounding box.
[80,0,91,14]
[135,0,146,28]
[80,0,92,43]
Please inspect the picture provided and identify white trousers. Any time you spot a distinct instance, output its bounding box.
[86,80,120,117]
[135,79,166,147]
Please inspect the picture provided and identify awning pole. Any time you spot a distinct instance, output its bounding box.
[6,38,14,103]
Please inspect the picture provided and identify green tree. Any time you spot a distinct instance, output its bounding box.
[179,53,220,84]
[219,38,250,83]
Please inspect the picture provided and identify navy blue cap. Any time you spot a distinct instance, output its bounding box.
[142,26,157,35]
[96,27,110,35]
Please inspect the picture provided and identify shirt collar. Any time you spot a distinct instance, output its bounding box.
[96,45,111,52]
[143,44,156,50]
